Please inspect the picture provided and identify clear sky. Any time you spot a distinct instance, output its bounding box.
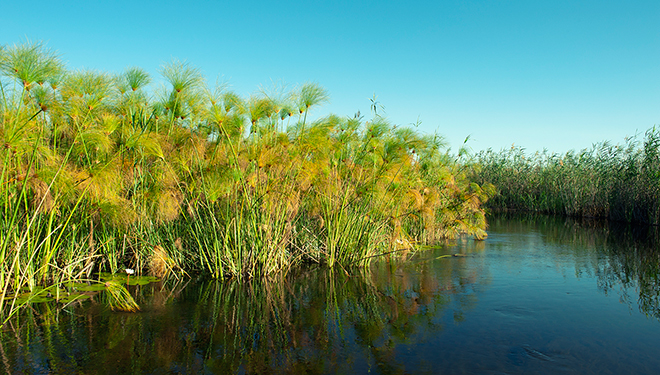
[1,0,658,153]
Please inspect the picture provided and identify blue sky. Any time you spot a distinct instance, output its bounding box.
[1,0,658,153]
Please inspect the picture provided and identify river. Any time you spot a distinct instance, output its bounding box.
[2,214,660,374]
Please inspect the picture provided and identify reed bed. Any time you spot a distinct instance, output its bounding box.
[473,127,660,224]
[0,41,492,320]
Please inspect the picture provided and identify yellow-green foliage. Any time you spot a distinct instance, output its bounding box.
[0,40,493,292]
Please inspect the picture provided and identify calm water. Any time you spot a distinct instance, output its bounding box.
[2,215,660,374]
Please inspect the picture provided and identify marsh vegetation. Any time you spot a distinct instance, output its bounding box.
[0,41,492,321]
[474,128,660,225]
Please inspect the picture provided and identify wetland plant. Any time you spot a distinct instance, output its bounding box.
[0,40,493,322]
[474,128,660,225]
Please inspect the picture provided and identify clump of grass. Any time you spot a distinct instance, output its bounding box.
[104,280,140,312]
[0,40,493,323]
[149,245,176,278]
[474,127,660,225]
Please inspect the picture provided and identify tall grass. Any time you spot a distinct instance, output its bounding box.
[474,127,660,224]
[0,40,492,321]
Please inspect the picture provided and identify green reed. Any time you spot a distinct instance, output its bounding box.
[0,40,492,321]
[474,127,660,224]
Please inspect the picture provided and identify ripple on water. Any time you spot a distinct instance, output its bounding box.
[507,344,576,374]
[492,305,536,320]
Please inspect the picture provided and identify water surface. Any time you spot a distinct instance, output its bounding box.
[2,215,660,374]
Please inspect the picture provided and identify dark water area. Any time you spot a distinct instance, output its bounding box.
[3,214,660,374]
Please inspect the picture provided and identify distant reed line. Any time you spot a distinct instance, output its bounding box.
[473,127,660,225]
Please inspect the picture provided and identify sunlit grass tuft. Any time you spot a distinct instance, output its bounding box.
[0,40,493,323]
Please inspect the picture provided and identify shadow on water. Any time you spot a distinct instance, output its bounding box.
[3,214,660,374]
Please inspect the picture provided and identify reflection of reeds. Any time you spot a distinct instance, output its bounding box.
[490,213,660,321]
[0,254,487,373]
[197,264,475,370]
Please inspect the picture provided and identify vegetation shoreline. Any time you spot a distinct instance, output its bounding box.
[473,127,660,226]
[0,41,492,320]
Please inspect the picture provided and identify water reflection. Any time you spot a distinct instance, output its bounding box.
[0,243,488,374]
[2,215,660,374]
[490,213,660,320]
